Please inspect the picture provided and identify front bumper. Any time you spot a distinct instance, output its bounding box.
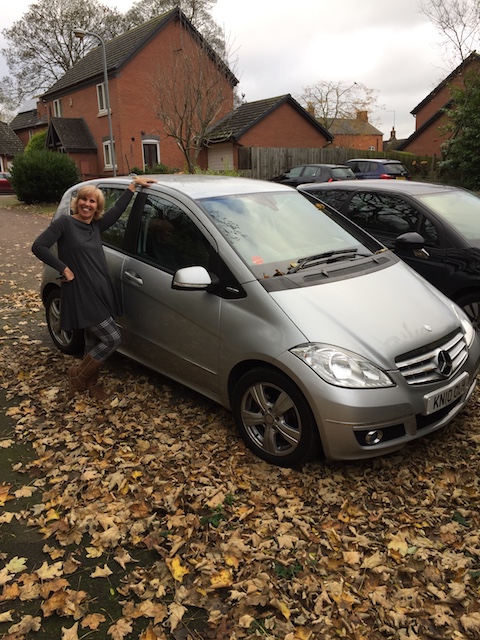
[274,344,480,461]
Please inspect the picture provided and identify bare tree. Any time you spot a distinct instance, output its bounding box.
[1,0,127,104]
[150,36,236,172]
[419,0,480,65]
[299,81,381,131]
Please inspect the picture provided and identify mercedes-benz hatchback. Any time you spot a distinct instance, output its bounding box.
[39,175,480,467]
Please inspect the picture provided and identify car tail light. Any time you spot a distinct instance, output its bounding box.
[379,174,395,179]
[327,177,334,182]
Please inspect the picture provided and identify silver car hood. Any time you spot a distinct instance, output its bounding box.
[270,262,461,368]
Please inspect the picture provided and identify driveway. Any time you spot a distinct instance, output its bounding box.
[1,199,480,640]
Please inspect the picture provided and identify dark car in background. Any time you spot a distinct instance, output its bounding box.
[0,172,14,194]
[299,179,480,328]
[345,158,411,180]
[271,163,356,187]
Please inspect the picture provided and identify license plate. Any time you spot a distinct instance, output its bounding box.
[397,176,407,180]
[424,373,469,415]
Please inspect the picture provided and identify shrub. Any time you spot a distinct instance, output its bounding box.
[24,131,47,153]
[10,150,80,204]
[130,163,178,175]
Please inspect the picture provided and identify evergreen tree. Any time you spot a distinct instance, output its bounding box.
[440,69,480,189]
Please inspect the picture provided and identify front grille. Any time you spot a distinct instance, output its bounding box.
[396,330,468,386]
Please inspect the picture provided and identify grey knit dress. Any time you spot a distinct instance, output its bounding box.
[32,189,134,331]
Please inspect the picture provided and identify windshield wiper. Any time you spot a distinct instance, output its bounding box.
[287,248,361,273]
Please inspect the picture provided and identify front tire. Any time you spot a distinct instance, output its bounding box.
[231,367,321,467]
[45,289,84,355]
[456,292,480,331]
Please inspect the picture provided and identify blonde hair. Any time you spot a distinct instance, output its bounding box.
[71,186,105,221]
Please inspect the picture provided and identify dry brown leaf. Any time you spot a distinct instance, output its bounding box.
[90,564,113,578]
[0,610,14,623]
[107,617,133,640]
[8,614,41,634]
[61,622,79,640]
[81,613,107,630]
[36,561,63,580]
[167,603,187,632]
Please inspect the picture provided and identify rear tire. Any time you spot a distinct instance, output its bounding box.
[231,367,321,467]
[45,289,84,355]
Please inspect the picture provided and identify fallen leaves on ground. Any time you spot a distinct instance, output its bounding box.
[0,303,480,639]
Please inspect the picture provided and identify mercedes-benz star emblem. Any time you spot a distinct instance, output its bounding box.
[437,350,453,377]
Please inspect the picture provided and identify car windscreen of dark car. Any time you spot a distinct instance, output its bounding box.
[417,189,480,241]
[200,191,383,278]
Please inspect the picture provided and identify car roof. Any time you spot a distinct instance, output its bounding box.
[293,163,348,168]
[298,179,463,196]
[346,158,403,164]
[77,174,295,200]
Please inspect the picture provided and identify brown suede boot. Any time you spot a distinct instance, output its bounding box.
[85,366,108,401]
[68,354,106,400]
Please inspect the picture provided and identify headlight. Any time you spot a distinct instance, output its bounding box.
[291,343,394,388]
[452,305,476,347]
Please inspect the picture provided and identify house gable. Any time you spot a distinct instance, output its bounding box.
[328,111,383,151]
[400,52,480,157]
[0,121,24,171]
[207,94,332,146]
[40,8,237,177]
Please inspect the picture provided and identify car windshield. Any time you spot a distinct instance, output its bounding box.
[417,189,480,241]
[200,190,375,277]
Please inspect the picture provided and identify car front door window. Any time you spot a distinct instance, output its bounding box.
[138,194,212,272]
[347,193,439,244]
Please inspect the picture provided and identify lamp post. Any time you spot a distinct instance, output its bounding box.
[73,28,116,176]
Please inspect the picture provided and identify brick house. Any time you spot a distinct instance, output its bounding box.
[9,98,48,147]
[40,8,238,178]
[399,52,480,158]
[328,111,383,151]
[0,121,24,172]
[205,94,333,170]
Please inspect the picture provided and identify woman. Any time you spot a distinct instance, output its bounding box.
[32,175,155,400]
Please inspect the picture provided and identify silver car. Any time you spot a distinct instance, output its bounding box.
[40,175,480,467]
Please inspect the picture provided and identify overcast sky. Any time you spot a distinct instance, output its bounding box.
[1,0,451,139]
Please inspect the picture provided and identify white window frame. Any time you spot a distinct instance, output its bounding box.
[103,140,116,171]
[142,139,160,170]
[53,99,62,117]
[96,83,107,115]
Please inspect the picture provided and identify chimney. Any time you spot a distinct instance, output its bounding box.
[356,110,368,122]
[389,127,397,141]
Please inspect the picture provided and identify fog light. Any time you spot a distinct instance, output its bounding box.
[365,430,383,445]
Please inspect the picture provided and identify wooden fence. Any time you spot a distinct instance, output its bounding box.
[236,147,434,181]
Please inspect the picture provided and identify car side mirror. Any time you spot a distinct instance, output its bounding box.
[395,232,425,251]
[172,266,212,291]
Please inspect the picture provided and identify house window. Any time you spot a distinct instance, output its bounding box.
[142,140,160,170]
[96,83,107,115]
[103,140,116,171]
[53,99,62,117]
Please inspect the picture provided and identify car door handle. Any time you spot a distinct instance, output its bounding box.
[124,270,144,286]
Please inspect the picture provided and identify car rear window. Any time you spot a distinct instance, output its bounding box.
[384,163,407,175]
[331,167,355,179]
